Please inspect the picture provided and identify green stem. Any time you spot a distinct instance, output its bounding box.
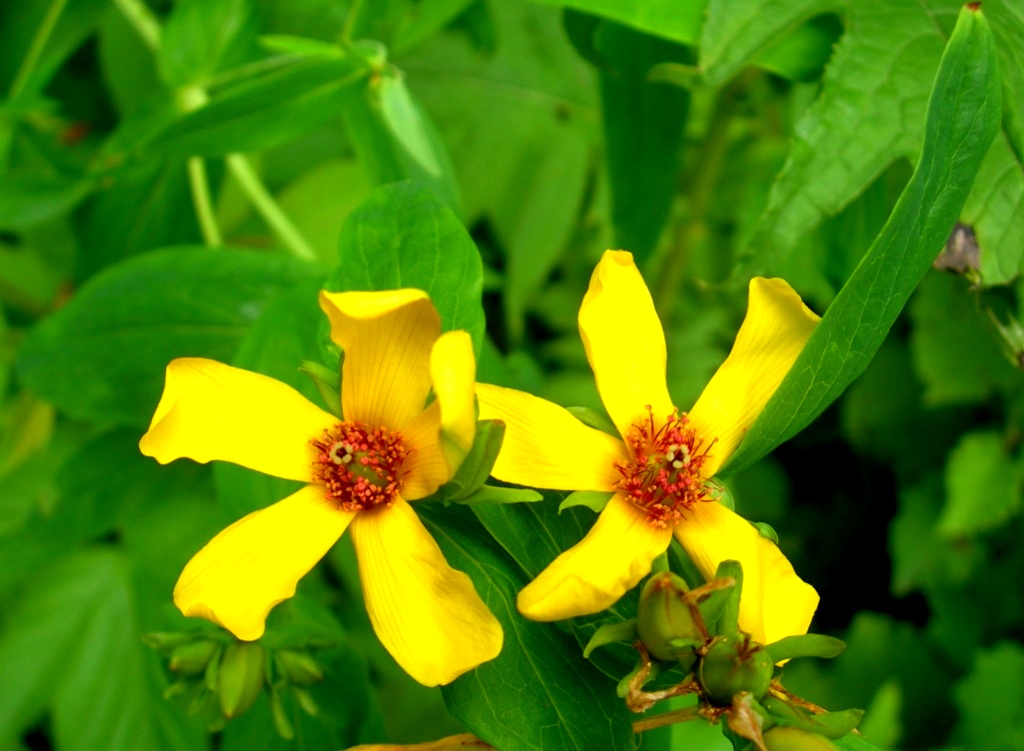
[226,154,317,262]
[187,158,222,247]
[111,0,161,52]
[652,72,754,322]
[631,706,701,733]
[8,0,71,100]
[341,0,365,42]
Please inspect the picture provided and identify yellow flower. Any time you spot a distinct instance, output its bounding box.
[477,251,820,645]
[140,289,502,687]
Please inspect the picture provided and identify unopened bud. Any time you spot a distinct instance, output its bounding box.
[698,633,773,706]
[217,642,266,718]
[270,686,295,740]
[275,649,324,685]
[169,639,219,676]
[763,727,839,751]
[637,572,704,667]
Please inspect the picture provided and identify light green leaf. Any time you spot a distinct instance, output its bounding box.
[559,490,613,514]
[159,0,260,88]
[455,485,543,505]
[953,642,1024,751]
[723,6,1001,474]
[326,181,485,354]
[16,247,318,426]
[939,430,1023,537]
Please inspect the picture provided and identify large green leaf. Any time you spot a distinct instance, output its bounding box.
[723,5,1001,474]
[16,247,318,426]
[699,0,1024,286]
[0,551,204,751]
[326,181,485,354]
[420,505,636,751]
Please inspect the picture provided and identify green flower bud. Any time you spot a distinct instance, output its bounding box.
[169,639,219,676]
[698,633,774,706]
[217,642,266,719]
[270,687,295,740]
[637,572,705,667]
[275,649,324,686]
[763,727,839,751]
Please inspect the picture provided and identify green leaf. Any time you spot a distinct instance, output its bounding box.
[0,0,108,100]
[421,506,636,751]
[76,158,201,279]
[583,618,638,658]
[326,181,485,354]
[559,490,613,514]
[145,54,366,157]
[722,6,1002,475]
[16,247,318,427]
[454,485,543,505]
[705,0,1024,287]
[532,0,705,45]
[433,419,506,501]
[764,634,846,663]
[377,70,462,212]
[214,280,326,518]
[159,0,259,88]
[938,430,1024,537]
[595,21,690,261]
[0,173,92,230]
[953,642,1024,751]
[909,272,1017,406]
[0,551,203,751]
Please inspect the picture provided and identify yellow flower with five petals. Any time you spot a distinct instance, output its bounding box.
[477,250,820,645]
[140,289,503,687]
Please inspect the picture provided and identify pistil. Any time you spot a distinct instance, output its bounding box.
[311,422,408,511]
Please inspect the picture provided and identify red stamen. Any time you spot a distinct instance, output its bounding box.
[310,422,409,511]
[613,407,715,527]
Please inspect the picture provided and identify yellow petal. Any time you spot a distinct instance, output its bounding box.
[476,383,626,491]
[349,499,503,686]
[688,278,820,477]
[140,358,336,481]
[673,501,819,644]
[400,401,449,500]
[319,289,440,430]
[517,494,672,621]
[174,484,355,640]
[431,330,476,473]
[578,250,675,440]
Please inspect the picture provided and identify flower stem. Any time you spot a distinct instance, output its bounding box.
[226,154,318,262]
[187,158,222,247]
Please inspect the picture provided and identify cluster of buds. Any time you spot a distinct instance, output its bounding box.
[586,561,863,751]
[145,631,327,738]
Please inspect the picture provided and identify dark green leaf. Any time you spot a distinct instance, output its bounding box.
[595,21,690,261]
[421,505,636,751]
[326,181,485,354]
[723,6,1002,474]
[532,0,704,45]
[0,173,92,230]
[435,419,506,501]
[16,247,318,427]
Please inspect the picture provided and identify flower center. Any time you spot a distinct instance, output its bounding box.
[613,407,713,527]
[310,422,408,511]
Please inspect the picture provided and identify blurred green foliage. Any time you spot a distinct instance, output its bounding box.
[0,0,1021,750]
